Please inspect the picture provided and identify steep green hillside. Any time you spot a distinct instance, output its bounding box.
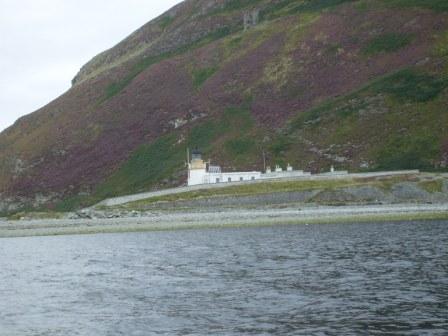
[0,0,447,213]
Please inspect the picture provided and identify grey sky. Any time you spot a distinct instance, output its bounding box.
[0,0,182,132]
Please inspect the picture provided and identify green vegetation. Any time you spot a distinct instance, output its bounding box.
[94,134,184,199]
[56,104,259,211]
[225,137,256,156]
[261,0,355,20]
[289,99,333,128]
[284,65,448,175]
[227,35,243,49]
[159,16,174,30]
[419,179,444,193]
[383,0,448,11]
[103,27,232,101]
[104,53,171,101]
[205,27,233,41]
[95,0,448,203]
[187,105,255,151]
[362,33,412,55]
[376,135,440,170]
[374,174,419,191]
[55,195,97,213]
[286,0,356,12]
[335,102,365,118]
[372,69,448,103]
[192,67,217,89]
[188,120,226,150]
[89,103,257,205]
[55,119,226,211]
[219,106,261,163]
[125,177,363,207]
[7,0,448,218]
[290,68,448,130]
[222,0,264,12]
[212,0,356,20]
[269,135,293,155]
[223,106,254,130]
[434,31,448,57]
[120,173,424,209]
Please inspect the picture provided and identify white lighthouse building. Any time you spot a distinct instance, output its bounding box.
[187,149,262,186]
[187,149,313,186]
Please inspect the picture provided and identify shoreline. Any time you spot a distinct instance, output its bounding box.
[1,204,447,238]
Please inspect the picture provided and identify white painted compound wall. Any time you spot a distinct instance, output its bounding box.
[209,171,262,184]
[188,170,263,186]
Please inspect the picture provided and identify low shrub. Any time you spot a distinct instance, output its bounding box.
[373,69,447,102]
[362,33,412,55]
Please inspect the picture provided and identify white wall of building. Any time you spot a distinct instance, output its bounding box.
[188,170,262,186]
[187,154,311,186]
[209,171,262,184]
[188,167,208,186]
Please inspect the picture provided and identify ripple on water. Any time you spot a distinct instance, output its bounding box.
[0,220,447,335]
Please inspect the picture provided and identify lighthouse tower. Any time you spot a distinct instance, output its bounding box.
[188,149,207,186]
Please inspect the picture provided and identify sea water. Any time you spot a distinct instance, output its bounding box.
[0,221,447,335]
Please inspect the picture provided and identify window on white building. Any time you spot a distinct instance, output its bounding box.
[251,176,255,180]
[228,177,232,182]
[216,178,220,183]
[240,177,243,181]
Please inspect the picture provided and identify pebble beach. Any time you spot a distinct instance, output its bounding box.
[1,203,447,238]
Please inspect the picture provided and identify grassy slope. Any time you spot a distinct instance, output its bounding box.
[55,0,448,211]
[109,173,448,211]
[1,0,448,214]
[92,1,447,194]
[285,69,448,171]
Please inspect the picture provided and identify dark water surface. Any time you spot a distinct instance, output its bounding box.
[0,221,447,335]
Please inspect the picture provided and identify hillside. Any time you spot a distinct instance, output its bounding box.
[1,0,448,214]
